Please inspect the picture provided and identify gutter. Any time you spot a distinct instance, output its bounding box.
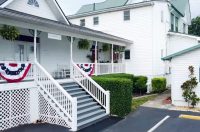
[68,1,154,19]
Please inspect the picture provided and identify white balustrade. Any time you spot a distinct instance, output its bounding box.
[113,63,126,73]
[71,61,110,114]
[35,62,77,131]
[97,63,112,75]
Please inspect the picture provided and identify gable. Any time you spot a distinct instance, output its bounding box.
[6,0,58,20]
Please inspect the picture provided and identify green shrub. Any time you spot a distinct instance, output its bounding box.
[96,73,134,80]
[133,76,148,94]
[152,77,167,93]
[93,77,133,117]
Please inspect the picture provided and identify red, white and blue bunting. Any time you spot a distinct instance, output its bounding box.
[0,63,31,83]
[77,64,95,76]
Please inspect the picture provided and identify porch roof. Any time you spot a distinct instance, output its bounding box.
[0,8,133,45]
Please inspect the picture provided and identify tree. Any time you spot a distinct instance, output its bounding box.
[181,66,200,108]
[189,16,200,36]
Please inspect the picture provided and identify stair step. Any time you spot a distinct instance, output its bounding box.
[78,102,97,110]
[77,94,91,100]
[78,109,105,121]
[78,113,108,128]
[78,105,101,115]
[65,87,82,92]
[62,85,79,89]
[78,98,93,104]
[70,91,87,96]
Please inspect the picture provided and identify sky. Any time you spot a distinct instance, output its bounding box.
[58,0,200,18]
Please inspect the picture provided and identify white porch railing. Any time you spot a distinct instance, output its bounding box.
[113,63,126,73]
[0,61,34,82]
[35,62,77,131]
[71,61,110,114]
[97,63,112,75]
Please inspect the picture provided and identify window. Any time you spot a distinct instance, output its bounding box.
[27,0,39,7]
[125,50,130,59]
[80,19,85,27]
[93,17,99,25]
[124,10,130,21]
[175,17,178,32]
[161,10,164,23]
[171,13,174,31]
[183,23,186,33]
[161,49,164,58]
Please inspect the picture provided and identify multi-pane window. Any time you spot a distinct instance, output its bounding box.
[124,10,130,21]
[93,17,99,25]
[175,17,178,32]
[161,10,164,23]
[171,13,174,31]
[80,19,85,27]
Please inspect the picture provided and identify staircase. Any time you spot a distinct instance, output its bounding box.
[60,81,108,130]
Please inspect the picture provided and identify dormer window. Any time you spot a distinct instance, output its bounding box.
[28,0,39,7]
[80,19,85,27]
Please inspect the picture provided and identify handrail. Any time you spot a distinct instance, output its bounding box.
[35,61,77,130]
[71,61,110,114]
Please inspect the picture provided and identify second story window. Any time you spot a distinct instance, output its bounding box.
[124,10,130,21]
[175,17,178,32]
[80,19,85,27]
[93,17,99,25]
[171,13,174,31]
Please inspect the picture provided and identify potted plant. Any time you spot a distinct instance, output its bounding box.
[0,25,20,41]
[78,39,90,50]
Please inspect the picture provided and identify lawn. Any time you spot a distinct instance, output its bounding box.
[131,95,157,111]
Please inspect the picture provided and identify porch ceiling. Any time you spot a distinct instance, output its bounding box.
[0,8,133,46]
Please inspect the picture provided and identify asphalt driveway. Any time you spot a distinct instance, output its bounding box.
[4,107,200,132]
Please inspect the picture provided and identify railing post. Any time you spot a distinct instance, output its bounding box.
[71,97,77,131]
[111,44,114,73]
[106,91,110,114]
[95,41,98,76]
[33,29,37,81]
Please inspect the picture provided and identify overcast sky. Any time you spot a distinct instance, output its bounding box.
[58,0,200,18]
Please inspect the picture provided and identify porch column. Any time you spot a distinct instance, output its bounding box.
[111,44,114,73]
[95,41,98,76]
[70,36,74,78]
[34,29,37,63]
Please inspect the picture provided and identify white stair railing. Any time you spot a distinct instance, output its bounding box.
[34,61,77,131]
[71,61,110,114]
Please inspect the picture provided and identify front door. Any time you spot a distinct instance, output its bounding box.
[15,43,40,62]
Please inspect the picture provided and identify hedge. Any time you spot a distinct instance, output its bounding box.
[93,77,133,117]
[133,76,148,94]
[96,73,134,80]
[152,77,167,93]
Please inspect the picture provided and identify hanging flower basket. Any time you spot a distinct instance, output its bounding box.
[0,25,20,41]
[78,39,90,50]
[102,43,110,52]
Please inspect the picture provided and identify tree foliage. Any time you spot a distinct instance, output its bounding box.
[189,16,200,36]
[181,66,200,108]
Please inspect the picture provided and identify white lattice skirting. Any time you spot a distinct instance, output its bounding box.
[0,86,69,131]
[0,89,31,131]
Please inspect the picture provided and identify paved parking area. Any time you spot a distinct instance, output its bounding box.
[4,107,200,132]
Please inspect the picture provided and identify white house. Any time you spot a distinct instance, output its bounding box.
[68,0,195,81]
[162,43,200,107]
[0,0,133,131]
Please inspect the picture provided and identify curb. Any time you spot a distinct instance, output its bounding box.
[179,114,200,120]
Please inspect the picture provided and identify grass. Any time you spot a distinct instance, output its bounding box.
[131,95,157,111]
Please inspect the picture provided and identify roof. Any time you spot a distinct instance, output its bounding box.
[0,0,7,5]
[77,0,128,14]
[170,0,188,16]
[0,8,132,45]
[168,32,200,41]
[162,44,200,60]
[71,0,189,18]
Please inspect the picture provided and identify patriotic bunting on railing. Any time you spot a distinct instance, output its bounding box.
[0,63,31,83]
[77,64,95,76]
